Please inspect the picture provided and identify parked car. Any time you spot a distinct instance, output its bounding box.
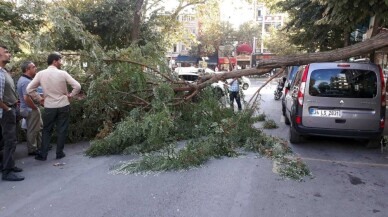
[284,62,386,147]
[177,72,226,96]
[177,71,199,83]
[175,67,215,74]
[177,71,249,99]
[240,76,251,90]
[175,67,199,74]
[210,71,251,90]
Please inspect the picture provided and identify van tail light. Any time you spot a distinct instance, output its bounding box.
[379,66,386,107]
[297,65,309,106]
[380,118,385,129]
[295,116,302,124]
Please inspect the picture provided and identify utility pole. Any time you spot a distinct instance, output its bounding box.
[260,7,265,53]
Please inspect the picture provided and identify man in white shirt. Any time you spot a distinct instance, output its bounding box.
[27,53,81,161]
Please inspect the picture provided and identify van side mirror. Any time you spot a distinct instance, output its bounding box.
[291,86,299,97]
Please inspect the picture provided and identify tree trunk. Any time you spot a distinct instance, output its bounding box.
[198,31,388,84]
[131,0,144,42]
[343,30,350,47]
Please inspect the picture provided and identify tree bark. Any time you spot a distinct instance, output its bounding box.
[131,0,144,42]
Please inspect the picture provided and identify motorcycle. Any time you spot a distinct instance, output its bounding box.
[274,77,286,100]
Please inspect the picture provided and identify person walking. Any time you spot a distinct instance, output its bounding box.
[0,45,24,181]
[27,53,81,161]
[229,77,242,112]
[17,61,43,156]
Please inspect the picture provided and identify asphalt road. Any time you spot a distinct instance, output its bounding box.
[1,78,387,217]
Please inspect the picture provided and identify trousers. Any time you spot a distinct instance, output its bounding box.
[20,108,42,153]
[1,107,17,171]
[40,105,70,157]
[229,91,242,111]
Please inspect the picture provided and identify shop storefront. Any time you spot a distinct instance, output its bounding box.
[175,55,200,67]
[251,53,276,67]
[236,43,253,69]
[236,55,251,69]
[218,57,237,71]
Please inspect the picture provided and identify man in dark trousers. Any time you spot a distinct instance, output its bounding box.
[228,77,242,112]
[27,53,81,161]
[0,45,24,181]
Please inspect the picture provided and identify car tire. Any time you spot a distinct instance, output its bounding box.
[242,83,249,90]
[284,114,290,125]
[366,137,381,149]
[282,103,286,116]
[289,125,302,143]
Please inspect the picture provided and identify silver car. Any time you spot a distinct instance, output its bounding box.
[284,62,386,147]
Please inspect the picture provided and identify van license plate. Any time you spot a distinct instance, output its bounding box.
[310,109,341,117]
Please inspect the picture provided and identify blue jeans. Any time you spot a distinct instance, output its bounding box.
[40,105,70,157]
[1,106,17,171]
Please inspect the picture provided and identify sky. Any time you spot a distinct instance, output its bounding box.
[219,0,255,28]
[162,0,255,29]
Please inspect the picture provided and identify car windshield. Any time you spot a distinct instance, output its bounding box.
[308,69,377,98]
[178,74,199,82]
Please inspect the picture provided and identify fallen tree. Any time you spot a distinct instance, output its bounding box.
[80,29,388,181]
[102,31,388,107]
[201,30,388,83]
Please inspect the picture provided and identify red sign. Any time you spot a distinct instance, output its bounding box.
[218,57,237,64]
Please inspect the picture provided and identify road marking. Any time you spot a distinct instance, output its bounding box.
[297,157,388,168]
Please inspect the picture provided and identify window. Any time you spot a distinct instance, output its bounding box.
[309,69,377,98]
[257,9,262,17]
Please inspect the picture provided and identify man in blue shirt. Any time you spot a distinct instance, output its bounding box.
[228,77,242,111]
[17,61,43,156]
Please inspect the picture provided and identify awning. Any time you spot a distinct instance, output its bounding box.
[175,55,200,63]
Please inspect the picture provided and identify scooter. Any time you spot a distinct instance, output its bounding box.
[274,78,286,100]
[274,84,283,100]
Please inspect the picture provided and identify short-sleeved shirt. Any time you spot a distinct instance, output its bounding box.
[17,74,34,111]
[229,79,240,92]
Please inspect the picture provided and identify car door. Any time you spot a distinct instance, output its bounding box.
[285,66,304,122]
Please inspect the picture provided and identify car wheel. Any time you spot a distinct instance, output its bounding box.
[289,125,302,143]
[282,103,286,116]
[242,83,249,90]
[284,114,290,125]
[366,137,381,149]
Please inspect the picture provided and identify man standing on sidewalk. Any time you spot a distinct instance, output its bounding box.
[0,45,24,181]
[27,53,81,161]
[17,61,43,156]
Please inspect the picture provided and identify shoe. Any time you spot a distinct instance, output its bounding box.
[56,152,66,159]
[28,151,39,156]
[2,172,24,181]
[35,155,47,161]
[11,166,23,172]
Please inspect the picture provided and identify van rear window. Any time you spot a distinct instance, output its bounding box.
[309,69,377,98]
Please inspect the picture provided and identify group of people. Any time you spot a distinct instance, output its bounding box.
[0,45,81,182]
